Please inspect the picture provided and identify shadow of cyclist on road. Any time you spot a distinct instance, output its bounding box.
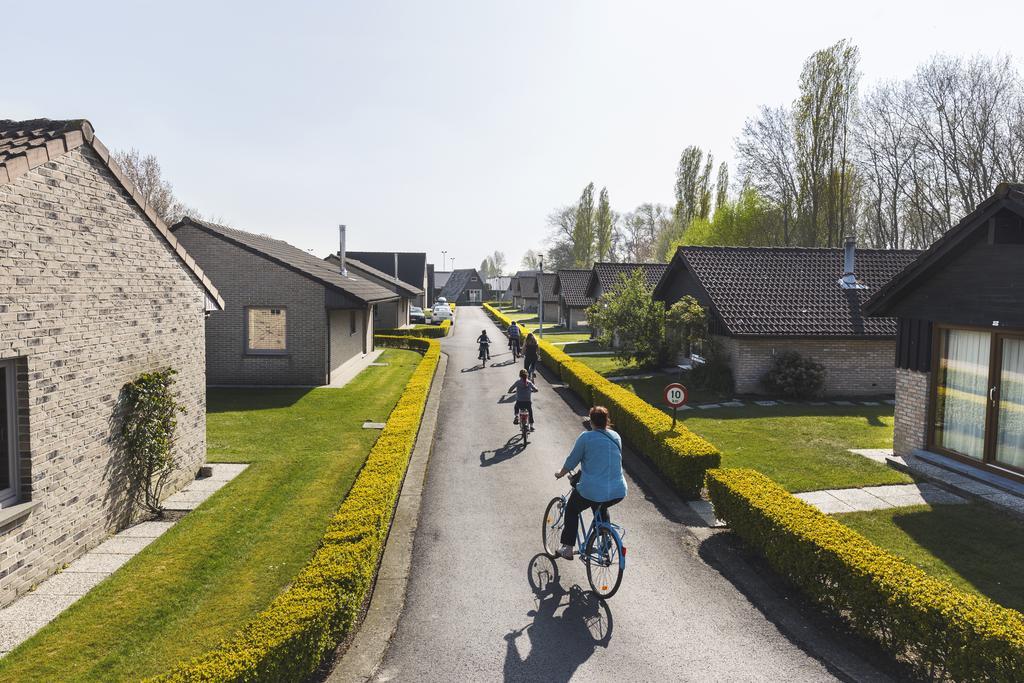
[503,555,613,682]
[480,435,526,467]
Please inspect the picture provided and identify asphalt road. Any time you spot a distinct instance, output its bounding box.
[372,308,875,682]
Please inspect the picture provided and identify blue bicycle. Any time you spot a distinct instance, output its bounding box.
[542,471,626,599]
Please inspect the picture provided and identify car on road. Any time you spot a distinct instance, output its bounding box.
[432,302,453,324]
[410,306,426,324]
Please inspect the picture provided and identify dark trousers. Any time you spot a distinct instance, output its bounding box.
[510,337,521,356]
[524,355,538,376]
[560,489,622,547]
[513,400,534,424]
[478,343,490,359]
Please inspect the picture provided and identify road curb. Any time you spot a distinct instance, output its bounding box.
[323,350,448,683]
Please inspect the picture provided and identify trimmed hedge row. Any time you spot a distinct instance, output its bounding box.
[150,336,440,683]
[482,302,719,497]
[376,319,451,338]
[707,468,1024,681]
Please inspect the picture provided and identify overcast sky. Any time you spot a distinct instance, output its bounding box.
[8,1,1022,272]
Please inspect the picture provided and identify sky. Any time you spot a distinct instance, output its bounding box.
[8,1,1023,273]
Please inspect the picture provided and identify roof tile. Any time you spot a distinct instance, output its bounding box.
[555,269,593,308]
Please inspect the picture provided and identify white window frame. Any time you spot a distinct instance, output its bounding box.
[0,360,19,507]
[468,289,482,303]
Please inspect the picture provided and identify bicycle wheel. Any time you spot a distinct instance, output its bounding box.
[521,419,529,445]
[585,525,624,599]
[542,497,565,558]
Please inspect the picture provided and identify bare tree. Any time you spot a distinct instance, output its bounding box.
[736,105,800,245]
[112,149,200,225]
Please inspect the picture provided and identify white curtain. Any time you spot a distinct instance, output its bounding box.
[935,329,990,460]
[996,338,1024,469]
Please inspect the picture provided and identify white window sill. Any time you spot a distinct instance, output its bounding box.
[0,500,40,529]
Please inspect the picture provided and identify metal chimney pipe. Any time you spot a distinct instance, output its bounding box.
[840,235,857,287]
[339,225,348,277]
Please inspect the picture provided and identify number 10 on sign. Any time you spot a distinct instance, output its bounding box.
[664,383,688,428]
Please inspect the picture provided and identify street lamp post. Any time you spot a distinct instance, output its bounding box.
[538,255,544,338]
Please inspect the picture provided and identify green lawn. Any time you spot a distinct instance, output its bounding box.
[677,404,909,492]
[572,353,650,377]
[839,503,1024,613]
[0,349,421,682]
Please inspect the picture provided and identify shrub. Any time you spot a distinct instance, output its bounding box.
[376,319,450,339]
[120,369,186,516]
[761,350,825,399]
[483,302,720,497]
[686,340,734,395]
[586,270,680,368]
[707,468,1024,681]
[150,337,440,683]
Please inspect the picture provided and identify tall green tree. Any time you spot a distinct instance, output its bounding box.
[572,182,596,268]
[595,186,614,262]
[714,162,730,213]
[672,146,714,228]
[586,270,681,368]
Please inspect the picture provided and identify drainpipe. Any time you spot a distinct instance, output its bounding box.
[338,225,348,277]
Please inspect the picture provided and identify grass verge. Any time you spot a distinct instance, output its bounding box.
[0,349,421,682]
[838,502,1024,612]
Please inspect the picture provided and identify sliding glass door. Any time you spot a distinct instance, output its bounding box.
[995,336,1024,470]
[932,328,1024,476]
[934,329,990,461]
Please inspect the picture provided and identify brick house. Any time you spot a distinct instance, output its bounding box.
[439,268,486,305]
[654,244,919,396]
[324,253,422,328]
[535,273,560,325]
[347,251,428,307]
[515,272,540,312]
[554,269,593,330]
[865,183,1024,483]
[0,118,224,606]
[172,218,397,386]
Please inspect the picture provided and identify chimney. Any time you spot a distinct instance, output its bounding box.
[338,225,348,277]
[394,253,399,280]
[838,235,866,289]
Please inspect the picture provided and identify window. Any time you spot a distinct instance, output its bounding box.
[934,329,990,460]
[0,361,18,506]
[350,310,358,335]
[246,307,287,353]
[469,289,482,303]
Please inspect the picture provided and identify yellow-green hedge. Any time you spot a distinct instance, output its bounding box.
[483,302,719,497]
[376,319,451,338]
[707,468,1024,681]
[150,336,440,682]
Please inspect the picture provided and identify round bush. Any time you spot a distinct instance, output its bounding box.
[761,350,826,399]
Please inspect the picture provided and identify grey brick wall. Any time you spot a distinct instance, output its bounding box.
[0,146,207,606]
[715,335,897,396]
[894,368,930,456]
[173,225,329,386]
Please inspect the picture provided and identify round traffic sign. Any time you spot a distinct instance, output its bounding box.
[664,383,688,408]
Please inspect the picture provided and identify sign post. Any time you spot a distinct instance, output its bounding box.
[664,382,689,430]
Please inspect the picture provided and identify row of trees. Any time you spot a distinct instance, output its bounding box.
[531,43,1023,267]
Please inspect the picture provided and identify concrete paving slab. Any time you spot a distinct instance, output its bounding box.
[92,536,157,555]
[66,552,133,574]
[754,400,779,406]
[859,401,880,406]
[696,403,721,410]
[0,593,79,623]
[205,463,249,480]
[720,401,745,408]
[831,400,855,406]
[0,620,48,653]
[827,488,892,511]
[116,521,174,538]
[362,422,387,429]
[31,571,106,597]
[794,490,856,514]
[686,500,726,528]
[328,349,385,387]
[849,448,894,464]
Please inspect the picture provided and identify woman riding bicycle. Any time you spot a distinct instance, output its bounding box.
[553,406,627,560]
[523,332,539,379]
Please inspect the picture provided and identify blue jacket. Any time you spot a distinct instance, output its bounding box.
[562,429,628,503]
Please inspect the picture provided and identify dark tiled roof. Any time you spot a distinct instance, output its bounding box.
[866,182,1024,315]
[511,270,539,296]
[672,246,921,337]
[537,272,557,299]
[325,254,422,297]
[518,274,538,298]
[347,251,426,291]
[555,269,593,308]
[1,118,224,309]
[590,262,669,297]
[440,268,482,299]
[434,271,452,289]
[174,218,397,304]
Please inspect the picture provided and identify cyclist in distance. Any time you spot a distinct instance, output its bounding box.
[508,368,538,431]
[553,406,627,560]
[477,329,492,361]
[507,320,522,358]
[523,332,539,380]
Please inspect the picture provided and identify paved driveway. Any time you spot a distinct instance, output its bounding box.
[372,307,883,682]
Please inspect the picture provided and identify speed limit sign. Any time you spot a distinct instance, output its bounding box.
[664,383,688,408]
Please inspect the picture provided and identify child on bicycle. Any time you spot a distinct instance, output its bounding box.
[477,329,492,360]
[508,369,538,431]
[553,406,627,560]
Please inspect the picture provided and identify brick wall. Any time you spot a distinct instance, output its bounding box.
[173,224,328,386]
[894,368,930,456]
[717,335,897,396]
[0,147,207,606]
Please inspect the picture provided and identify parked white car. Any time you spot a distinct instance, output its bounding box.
[432,303,453,324]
